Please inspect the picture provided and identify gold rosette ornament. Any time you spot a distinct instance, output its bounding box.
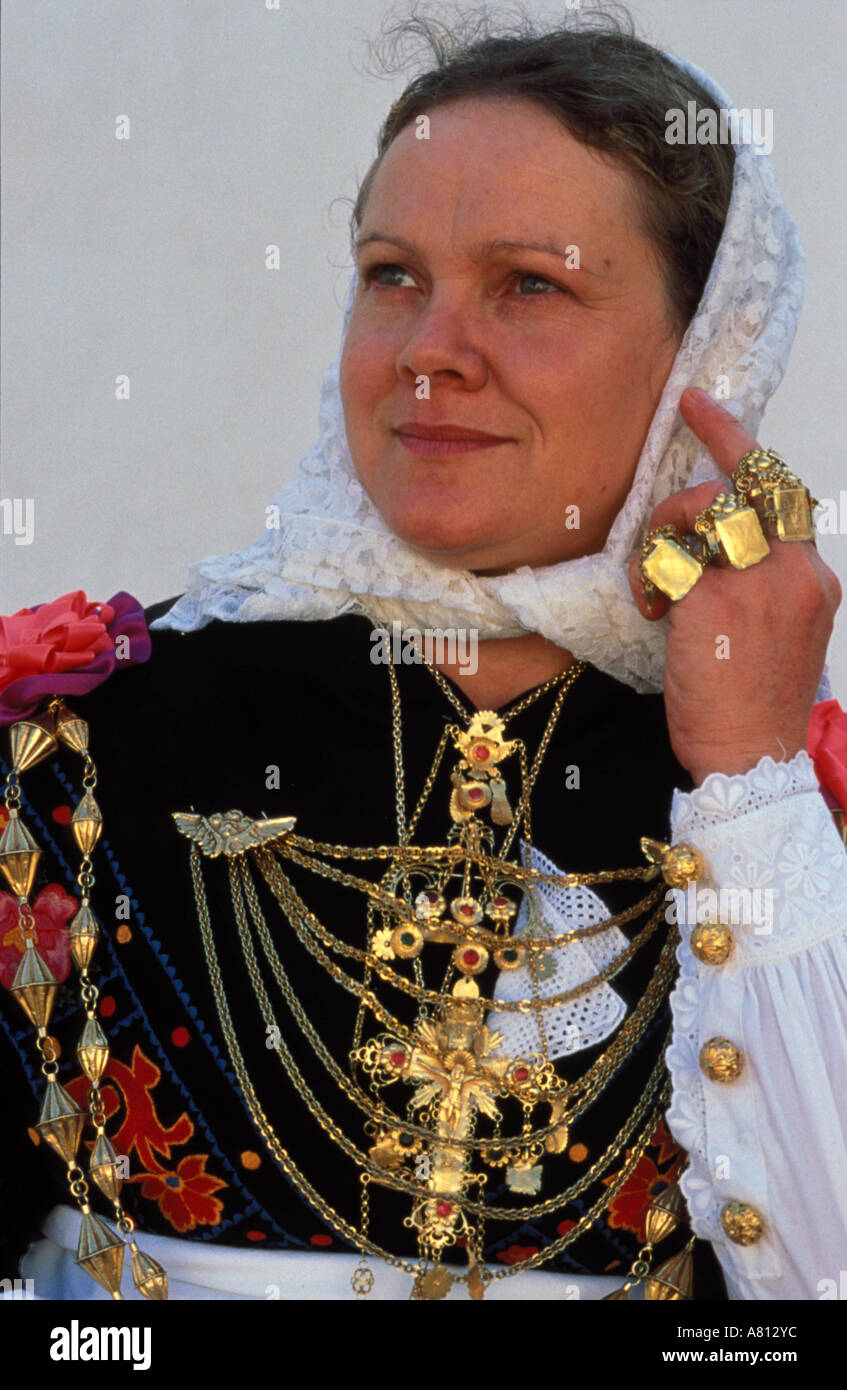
[450,711,517,825]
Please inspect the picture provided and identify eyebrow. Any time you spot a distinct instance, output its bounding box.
[355,231,593,271]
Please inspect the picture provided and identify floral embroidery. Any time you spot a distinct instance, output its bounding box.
[602,1120,685,1240]
[131,1155,227,1233]
[101,1049,195,1171]
[497,1243,539,1265]
[777,839,832,898]
[66,1042,228,1233]
[0,883,76,988]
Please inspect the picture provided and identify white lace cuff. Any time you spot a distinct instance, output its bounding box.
[664,749,847,1298]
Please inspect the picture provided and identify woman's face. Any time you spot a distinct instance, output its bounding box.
[340,96,683,573]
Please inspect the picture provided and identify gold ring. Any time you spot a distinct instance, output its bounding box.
[640,524,705,610]
[693,491,770,569]
[733,449,817,542]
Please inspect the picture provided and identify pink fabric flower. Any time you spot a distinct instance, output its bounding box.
[808,699,847,812]
[0,589,150,726]
[0,882,77,988]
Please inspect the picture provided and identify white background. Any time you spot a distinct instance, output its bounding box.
[2,0,845,693]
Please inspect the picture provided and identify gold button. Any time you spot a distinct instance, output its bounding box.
[661,842,705,888]
[721,1201,764,1245]
[690,920,734,965]
[699,1037,743,1083]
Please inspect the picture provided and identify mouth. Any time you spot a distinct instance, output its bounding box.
[393,423,514,458]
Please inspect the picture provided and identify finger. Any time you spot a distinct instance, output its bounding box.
[679,388,761,474]
[646,478,734,539]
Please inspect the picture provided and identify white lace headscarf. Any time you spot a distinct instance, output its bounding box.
[152,56,805,696]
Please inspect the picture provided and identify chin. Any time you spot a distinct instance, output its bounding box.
[405,534,526,574]
[383,509,510,568]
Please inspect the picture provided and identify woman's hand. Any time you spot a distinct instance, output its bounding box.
[627,388,842,787]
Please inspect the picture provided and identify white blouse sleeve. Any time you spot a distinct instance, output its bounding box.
[663,749,847,1300]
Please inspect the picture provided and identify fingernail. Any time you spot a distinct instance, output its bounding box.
[687,388,715,407]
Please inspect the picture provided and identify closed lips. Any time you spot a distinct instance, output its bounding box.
[394,423,512,441]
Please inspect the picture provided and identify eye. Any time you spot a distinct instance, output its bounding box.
[513,272,562,296]
[362,262,418,289]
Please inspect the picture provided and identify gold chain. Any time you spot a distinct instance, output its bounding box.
[190,836,672,1254]
[177,652,684,1293]
[234,847,679,1157]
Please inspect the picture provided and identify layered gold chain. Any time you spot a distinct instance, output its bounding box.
[176,653,697,1298]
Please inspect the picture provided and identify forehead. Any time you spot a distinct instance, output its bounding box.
[362,96,641,253]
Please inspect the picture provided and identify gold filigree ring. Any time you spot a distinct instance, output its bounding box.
[732,449,817,544]
[639,524,705,610]
[693,491,770,570]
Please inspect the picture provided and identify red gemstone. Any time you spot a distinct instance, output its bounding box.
[463,949,479,966]
[473,745,490,761]
[468,788,484,801]
[513,1067,529,1083]
[436,1201,452,1218]
[494,897,508,906]
[460,905,474,916]
[389,1050,406,1068]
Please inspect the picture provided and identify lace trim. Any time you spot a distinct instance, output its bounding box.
[486,843,627,1061]
[672,750,818,837]
[666,752,847,1280]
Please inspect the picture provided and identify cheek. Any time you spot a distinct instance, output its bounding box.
[341,323,393,400]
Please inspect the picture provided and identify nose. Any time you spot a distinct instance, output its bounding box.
[396,287,488,391]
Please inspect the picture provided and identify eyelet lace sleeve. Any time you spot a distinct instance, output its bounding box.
[664,750,847,1299]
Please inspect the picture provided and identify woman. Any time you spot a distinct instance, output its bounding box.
[1,12,845,1301]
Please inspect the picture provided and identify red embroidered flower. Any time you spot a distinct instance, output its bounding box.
[808,699,847,812]
[0,883,77,987]
[66,1045,195,1170]
[603,1155,682,1239]
[0,589,150,726]
[131,1154,227,1233]
[497,1243,539,1265]
[64,1043,227,1234]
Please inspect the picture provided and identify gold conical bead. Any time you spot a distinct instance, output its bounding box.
[10,711,58,773]
[77,1014,109,1083]
[55,705,89,754]
[71,792,102,855]
[644,1245,694,1301]
[89,1131,122,1202]
[603,1285,630,1300]
[0,810,42,897]
[10,939,58,1029]
[75,1206,125,1297]
[644,1182,687,1245]
[70,901,100,971]
[130,1242,169,1300]
[36,1075,86,1163]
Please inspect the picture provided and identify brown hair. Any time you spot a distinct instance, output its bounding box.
[350,4,735,331]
